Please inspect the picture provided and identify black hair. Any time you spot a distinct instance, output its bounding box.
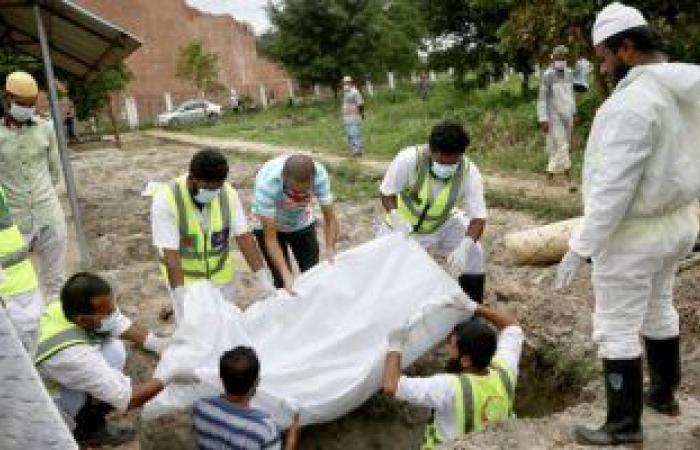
[220,346,260,396]
[429,120,470,154]
[603,26,663,54]
[453,317,497,370]
[60,272,112,320]
[189,148,229,182]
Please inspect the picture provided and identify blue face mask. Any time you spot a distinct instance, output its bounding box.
[431,161,458,179]
[194,187,221,204]
[96,308,121,334]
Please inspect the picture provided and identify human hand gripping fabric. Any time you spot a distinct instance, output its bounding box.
[387,324,411,352]
[553,250,586,289]
[255,269,277,297]
[388,210,412,237]
[447,237,474,277]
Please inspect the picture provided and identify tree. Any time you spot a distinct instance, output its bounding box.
[375,0,427,76]
[65,63,132,147]
[176,38,223,95]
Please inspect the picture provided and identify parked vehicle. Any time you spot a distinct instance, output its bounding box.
[157,99,222,127]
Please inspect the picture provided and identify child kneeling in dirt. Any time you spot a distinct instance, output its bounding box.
[193,346,301,449]
[382,302,523,447]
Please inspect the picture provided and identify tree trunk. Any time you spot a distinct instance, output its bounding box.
[521,70,530,97]
[107,94,121,149]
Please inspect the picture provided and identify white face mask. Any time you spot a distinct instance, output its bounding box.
[431,161,459,179]
[96,308,121,334]
[194,187,221,204]
[554,60,567,71]
[9,102,35,122]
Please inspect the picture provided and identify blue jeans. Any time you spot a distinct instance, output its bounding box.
[344,123,363,154]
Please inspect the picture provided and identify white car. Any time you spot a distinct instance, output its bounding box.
[157,100,222,127]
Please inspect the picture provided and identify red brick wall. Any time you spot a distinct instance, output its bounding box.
[76,0,291,121]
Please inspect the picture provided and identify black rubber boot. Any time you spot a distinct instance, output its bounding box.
[574,358,643,446]
[74,398,135,446]
[644,336,681,416]
[458,273,485,304]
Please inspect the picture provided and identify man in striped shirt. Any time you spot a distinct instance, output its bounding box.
[193,346,300,450]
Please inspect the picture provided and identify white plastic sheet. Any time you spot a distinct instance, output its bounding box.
[143,234,472,427]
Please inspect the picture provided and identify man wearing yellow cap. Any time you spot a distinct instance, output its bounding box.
[0,71,67,299]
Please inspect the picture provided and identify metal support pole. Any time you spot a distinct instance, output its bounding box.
[33,3,91,268]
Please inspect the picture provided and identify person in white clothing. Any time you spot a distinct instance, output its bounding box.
[35,272,192,447]
[382,298,523,447]
[554,3,700,446]
[379,120,488,302]
[151,149,275,322]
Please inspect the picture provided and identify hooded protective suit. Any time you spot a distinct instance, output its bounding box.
[537,67,576,174]
[570,63,700,359]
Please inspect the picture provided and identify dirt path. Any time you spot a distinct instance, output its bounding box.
[142,130,581,208]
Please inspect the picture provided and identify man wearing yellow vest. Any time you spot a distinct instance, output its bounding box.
[0,71,67,299]
[382,301,524,448]
[151,149,275,322]
[379,120,487,302]
[35,272,190,446]
[0,184,43,354]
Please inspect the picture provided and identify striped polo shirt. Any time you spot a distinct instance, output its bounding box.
[193,396,281,450]
[252,155,333,233]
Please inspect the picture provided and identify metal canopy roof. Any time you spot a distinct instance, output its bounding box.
[0,0,142,79]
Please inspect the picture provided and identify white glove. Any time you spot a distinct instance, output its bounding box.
[453,291,478,318]
[553,250,586,289]
[387,325,410,352]
[154,364,199,385]
[143,332,170,355]
[447,237,474,277]
[255,269,277,296]
[388,210,412,236]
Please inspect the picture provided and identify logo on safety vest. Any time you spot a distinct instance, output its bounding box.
[181,234,196,249]
[480,394,508,426]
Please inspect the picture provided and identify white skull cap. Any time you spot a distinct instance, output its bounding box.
[592,2,648,46]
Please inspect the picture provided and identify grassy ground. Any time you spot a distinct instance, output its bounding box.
[187,77,601,178]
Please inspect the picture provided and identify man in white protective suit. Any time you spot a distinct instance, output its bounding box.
[537,45,576,188]
[554,2,700,446]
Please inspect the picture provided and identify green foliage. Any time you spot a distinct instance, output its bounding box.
[263,0,425,88]
[176,38,223,94]
[0,49,42,84]
[66,63,132,120]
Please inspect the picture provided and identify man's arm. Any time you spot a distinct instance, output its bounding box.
[536,73,550,132]
[45,121,62,186]
[162,249,185,289]
[128,379,164,409]
[475,304,518,331]
[381,195,398,213]
[260,216,295,293]
[466,218,485,242]
[236,232,265,272]
[382,351,402,397]
[284,414,301,450]
[320,204,339,261]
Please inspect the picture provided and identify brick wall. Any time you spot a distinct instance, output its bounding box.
[75,0,292,122]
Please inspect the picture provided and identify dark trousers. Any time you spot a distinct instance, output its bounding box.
[254,223,320,288]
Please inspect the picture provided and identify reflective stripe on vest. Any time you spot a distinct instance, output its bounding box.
[35,302,93,365]
[396,146,468,235]
[0,186,38,297]
[421,359,515,449]
[158,176,235,285]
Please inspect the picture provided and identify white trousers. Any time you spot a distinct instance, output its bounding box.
[24,224,67,299]
[545,114,572,174]
[3,288,43,356]
[377,214,485,274]
[56,339,126,421]
[592,214,697,359]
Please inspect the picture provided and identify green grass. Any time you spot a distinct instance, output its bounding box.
[187,77,601,178]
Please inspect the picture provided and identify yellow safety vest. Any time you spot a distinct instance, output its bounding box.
[394,146,469,235]
[422,359,515,449]
[158,176,236,286]
[34,301,99,365]
[0,185,38,297]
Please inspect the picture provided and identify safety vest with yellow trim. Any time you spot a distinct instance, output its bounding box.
[158,175,236,286]
[422,358,516,449]
[0,185,38,297]
[393,146,470,235]
[34,301,105,366]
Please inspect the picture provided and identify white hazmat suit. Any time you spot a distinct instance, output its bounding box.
[537,67,576,174]
[570,63,700,360]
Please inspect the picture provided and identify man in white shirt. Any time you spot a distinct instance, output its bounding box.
[379,120,488,302]
[150,149,275,322]
[382,301,523,447]
[341,75,365,157]
[35,272,189,447]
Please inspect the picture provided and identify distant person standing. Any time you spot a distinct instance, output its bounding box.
[341,76,364,157]
[64,111,76,142]
[0,71,67,299]
[417,71,431,101]
[537,45,576,189]
[229,88,240,112]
